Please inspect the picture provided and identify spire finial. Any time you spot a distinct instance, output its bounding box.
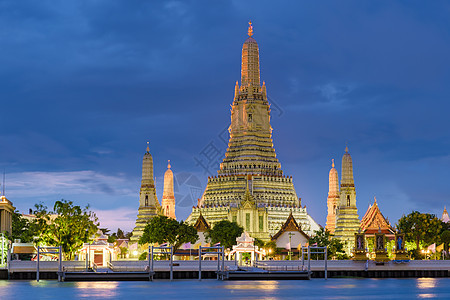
[167,160,171,169]
[146,141,150,153]
[345,145,349,153]
[374,196,377,204]
[248,20,253,37]
[332,158,335,168]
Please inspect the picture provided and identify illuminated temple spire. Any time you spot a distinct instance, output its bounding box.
[187,22,320,241]
[326,159,340,234]
[131,142,161,243]
[220,20,280,177]
[334,146,360,254]
[341,146,354,187]
[162,160,176,219]
[240,21,260,88]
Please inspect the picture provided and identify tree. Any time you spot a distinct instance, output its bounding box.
[397,211,444,252]
[309,228,348,260]
[107,228,129,243]
[264,240,278,256]
[34,200,99,260]
[139,216,198,250]
[207,220,243,249]
[254,238,265,249]
[441,230,450,259]
[6,210,33,243]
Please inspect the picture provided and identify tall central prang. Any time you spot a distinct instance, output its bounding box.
[187,22,319,240]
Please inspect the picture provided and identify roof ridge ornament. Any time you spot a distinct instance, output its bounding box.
[248,20,253,37]
[146,141,150,153]
[332,158,335,168]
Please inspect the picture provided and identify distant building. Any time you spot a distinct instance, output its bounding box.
[193,212,210,248]
[442,207,450,223]
[272,212,309,250]
[0,195,15,234]
[79,230,116,267]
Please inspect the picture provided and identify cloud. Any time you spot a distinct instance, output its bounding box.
[5,171,139,220]
[315,82,355,104]
[6,170,135,197]
[93,207,137,232]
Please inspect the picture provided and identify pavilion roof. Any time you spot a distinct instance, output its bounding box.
[271,212,309,241]
[360,198,394,235]
[194,212,210,232]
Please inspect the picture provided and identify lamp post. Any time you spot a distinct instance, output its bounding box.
[288,232,294,260]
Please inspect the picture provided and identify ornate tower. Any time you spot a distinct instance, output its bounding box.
[161,160,176,219]
[186,22,320,241]
[334,146,360,254]
[325,159,339,234]
[131,142,161,243]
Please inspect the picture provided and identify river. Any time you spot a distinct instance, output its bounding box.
[0,278,449,299]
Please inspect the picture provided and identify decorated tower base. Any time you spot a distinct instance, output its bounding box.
[393,233,409,261]
[374,232,390,262]
[352,232,367,260]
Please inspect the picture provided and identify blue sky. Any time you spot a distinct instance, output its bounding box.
[1,1,450,232]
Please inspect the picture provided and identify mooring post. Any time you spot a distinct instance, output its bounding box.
[307,246,311,279]
[150,246,154,281]
[170,246,173,281]
[217,247,220,280]
[37,246,40,282]
[301,247,305,270]
[198,246,202,281]
[58,246,62,282]
[147,246,151,281]
[221,246,225,280]
[7,248,11,280]
[324,247,328,280]
[1,234,4,267]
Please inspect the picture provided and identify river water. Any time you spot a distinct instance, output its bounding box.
[0,278,449,299]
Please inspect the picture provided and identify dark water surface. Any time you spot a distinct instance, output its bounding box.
[1,278,449,299]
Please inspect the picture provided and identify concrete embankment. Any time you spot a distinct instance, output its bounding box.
[2,260,450,280]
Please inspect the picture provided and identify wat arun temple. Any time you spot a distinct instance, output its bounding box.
[129,23,380,252]
[184,23,320,241]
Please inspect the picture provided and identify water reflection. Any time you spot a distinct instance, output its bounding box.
[223,280,279,291]
[417,294,437,298]
[75,281,119,298]
[417,278,437,289]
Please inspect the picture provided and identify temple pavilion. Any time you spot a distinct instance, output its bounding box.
[360,197,395,238]
[186,22,320,241]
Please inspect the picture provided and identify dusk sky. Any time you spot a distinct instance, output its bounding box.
[2,1,450,232]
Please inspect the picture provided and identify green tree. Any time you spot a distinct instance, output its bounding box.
[397,211,444,252]
[139,216,198,250]
[207,220,243,249]
[6,211,33,243]
[309,228,348,260]
[264,240,278,256]
[254,238,265,249]
[34,200,99,260]
[441,230,450,259]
